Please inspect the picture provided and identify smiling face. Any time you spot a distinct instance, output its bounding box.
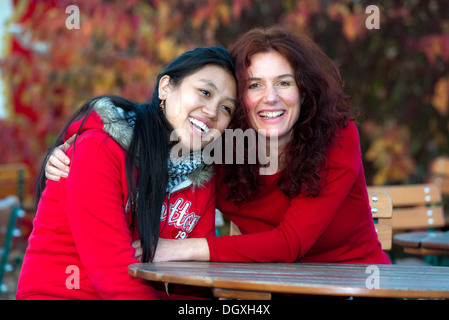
[244,51,302,149]
[159,65,236,152]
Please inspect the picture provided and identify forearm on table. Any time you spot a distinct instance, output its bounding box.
[154,238,210,262]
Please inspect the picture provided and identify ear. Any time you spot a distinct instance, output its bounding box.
[158,75,171,100]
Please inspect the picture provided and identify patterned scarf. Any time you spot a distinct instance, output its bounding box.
[166,150,203,193]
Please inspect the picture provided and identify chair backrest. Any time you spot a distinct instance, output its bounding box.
[229,190,393,250]
[0,195,21,288]
[0,163,32,206]
[368,184,445,231]
[229,220,240,237]
[428,156,449,195]
[368,191,393,251]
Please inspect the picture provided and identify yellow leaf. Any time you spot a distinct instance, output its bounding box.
[158,37,178,62]
[218,4,230,24]
[373,167,388,186]
[343,15,357,41]
[431,77,449,115]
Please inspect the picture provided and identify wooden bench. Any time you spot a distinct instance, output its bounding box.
[0,163,32,207]
[368,184,445,231]
[0,163,35,255]
[368,184,446,258]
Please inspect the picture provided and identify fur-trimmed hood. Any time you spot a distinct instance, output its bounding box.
[72,97,215,191]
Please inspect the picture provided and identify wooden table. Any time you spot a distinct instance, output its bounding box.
[128,261,449,300]
[394,231,449,256]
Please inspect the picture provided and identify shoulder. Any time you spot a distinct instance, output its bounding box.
[336,121,359,142]
[327,121,362,169]
[332,121,360,152]
[69,128,126,163]
[76,128,122,148]
[93,98,134,150]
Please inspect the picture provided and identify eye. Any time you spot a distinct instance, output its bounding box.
[221,105,232,115]
[279,81,291,86]
[200,89,210,97]
[248,83,261,89]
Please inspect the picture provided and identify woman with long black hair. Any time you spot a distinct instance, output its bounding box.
[16,46,237,300]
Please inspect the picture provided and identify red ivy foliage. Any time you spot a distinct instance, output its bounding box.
[1,0,448,189]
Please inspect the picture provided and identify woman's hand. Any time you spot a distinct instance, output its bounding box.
[132,238,210,262]
[132,239,143,261]
[45,135,75,181]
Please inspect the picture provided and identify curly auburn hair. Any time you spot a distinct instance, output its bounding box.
[223,26,355,204]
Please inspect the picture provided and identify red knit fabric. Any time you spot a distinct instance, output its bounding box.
[17,111,216,300]
[208,122,390,264]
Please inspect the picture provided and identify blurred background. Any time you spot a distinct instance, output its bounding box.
[0,0,448,298]
[1,0,449,188]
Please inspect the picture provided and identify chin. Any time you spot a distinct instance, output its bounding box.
[256,128,283,137]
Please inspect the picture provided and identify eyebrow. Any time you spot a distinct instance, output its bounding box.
[200,79,236,105]
[248,74,295,81]
[200,79,218,91]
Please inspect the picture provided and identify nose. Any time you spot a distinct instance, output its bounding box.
[201,102,218,120]
[263,85,280,105]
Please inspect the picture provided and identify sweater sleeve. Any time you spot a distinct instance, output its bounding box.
[62,131,162,299]
[207,122,362,262]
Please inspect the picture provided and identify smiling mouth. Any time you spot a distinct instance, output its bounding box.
[189,117,210,134]
[258,111,285,119]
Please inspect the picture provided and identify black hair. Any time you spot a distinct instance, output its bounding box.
[34,46,236,262]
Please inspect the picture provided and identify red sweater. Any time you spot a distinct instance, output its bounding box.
[17,111,216,300]
[208,122,390,264]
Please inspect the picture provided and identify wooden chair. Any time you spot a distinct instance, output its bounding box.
[369,190,393,251]
[0,163,32,207]
[367,184,445,231]
[0,195,24,293]
[229,219,240,237]
[368,184,446,261]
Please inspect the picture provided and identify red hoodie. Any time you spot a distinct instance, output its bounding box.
[17,106,216,300]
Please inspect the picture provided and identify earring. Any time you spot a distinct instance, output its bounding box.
[159,100,165,112]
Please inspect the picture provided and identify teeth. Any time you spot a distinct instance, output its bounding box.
[189,117,210,134]
[259,111,285,119]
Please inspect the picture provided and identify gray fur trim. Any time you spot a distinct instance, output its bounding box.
[189,164,214,188]
[93,97,134,150]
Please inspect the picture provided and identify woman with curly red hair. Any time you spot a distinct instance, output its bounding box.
[158,26,390,264]
[46,26,390,265]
